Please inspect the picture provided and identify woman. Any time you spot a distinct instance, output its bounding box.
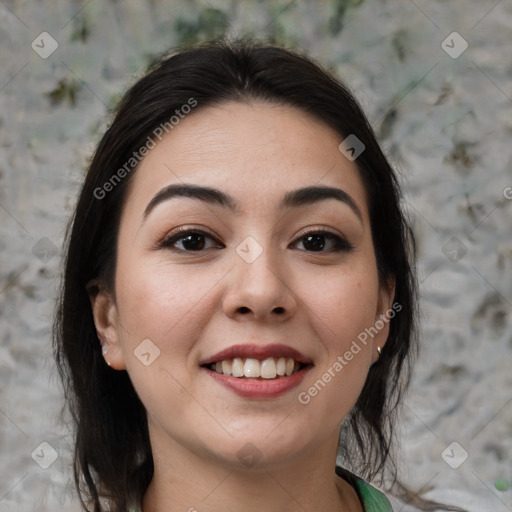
[54,39,463,512]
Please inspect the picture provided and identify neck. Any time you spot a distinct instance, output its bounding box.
[141,423,362,512]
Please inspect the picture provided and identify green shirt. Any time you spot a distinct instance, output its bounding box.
[334,465,393,511]
[353,477,394,511]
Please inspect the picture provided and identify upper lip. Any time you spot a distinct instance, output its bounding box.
[199,344,313,366]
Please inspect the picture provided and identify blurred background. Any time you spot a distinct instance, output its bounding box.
[0,0,511,510]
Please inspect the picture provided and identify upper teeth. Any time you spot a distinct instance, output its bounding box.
[211,357,301,379]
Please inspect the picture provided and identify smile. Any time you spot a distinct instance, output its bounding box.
[199,343,313,398]
[206,357,308,379]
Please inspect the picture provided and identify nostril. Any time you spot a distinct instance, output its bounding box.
[273,307,285,314]
[239,306,251,314]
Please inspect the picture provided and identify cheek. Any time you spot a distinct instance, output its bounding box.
[114,256,217,353]
[295,272,377,428]
[119,239,189,298]
[113,259,213,416]
[296,264,379,342]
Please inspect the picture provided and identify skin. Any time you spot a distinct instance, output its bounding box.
[91,101,395,512]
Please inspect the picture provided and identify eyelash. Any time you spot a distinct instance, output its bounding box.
[157,227,354,253]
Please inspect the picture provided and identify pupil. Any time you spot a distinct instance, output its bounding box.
[304,234,325,251]
[183,234,205,250]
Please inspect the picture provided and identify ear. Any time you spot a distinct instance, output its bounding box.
[371,276,396,364]
[88,281,126,371]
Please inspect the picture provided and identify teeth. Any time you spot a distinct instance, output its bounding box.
[232,357,244,377]
[208,357,304,379]
[221,359,232,375]
[244,358,260,378]
[276,357,286,376]
[285,357,294,376]
[260,358,276,379]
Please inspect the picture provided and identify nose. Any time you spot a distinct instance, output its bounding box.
[222,242,298,323]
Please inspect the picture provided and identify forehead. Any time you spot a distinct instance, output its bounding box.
[123,101,369,222]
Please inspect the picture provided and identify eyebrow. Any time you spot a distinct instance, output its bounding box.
[142,183,363,223]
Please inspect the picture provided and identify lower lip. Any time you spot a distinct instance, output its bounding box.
[203,366,312,399]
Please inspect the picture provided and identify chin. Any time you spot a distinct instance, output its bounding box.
[202,425,314,470]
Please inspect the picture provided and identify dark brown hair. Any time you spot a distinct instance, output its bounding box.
[54,38,463,511]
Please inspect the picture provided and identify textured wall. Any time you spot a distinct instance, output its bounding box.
[0,1,511,510]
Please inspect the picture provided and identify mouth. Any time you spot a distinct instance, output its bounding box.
[199,343,313,379]
[203,357,310,379]
[199,343,313,398]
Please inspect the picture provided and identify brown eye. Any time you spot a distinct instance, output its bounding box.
[159,229,224,252]
[293,231,354,253]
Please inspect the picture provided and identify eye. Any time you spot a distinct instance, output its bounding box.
[292,230,354,253]
[158,228,352,253]
[158,228,224,252]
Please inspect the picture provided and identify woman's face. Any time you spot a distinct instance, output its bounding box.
[92,101,394,471]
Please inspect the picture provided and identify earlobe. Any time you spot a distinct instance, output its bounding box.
[88,284,127,371]
[372,276,396,363]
